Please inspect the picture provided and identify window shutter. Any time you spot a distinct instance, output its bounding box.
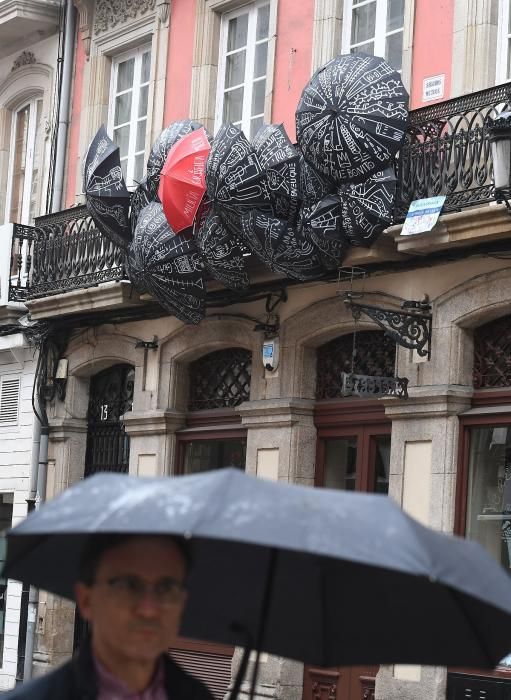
[170,649,233,700]
[0,377,20,425]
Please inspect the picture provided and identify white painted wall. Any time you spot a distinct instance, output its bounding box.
[0,345,37,690]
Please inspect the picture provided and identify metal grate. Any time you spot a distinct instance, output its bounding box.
[84,364,134,476]
[316,331,396,400]
[0,377,20,425]
[170,649,233,700]
[188,348,252,411]
[473,316,511,389]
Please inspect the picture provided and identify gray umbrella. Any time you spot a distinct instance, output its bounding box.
[5,468,511,669]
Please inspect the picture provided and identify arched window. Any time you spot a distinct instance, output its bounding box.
[188,348,252,410]
[177,348,252,476]
[316,330,396,400]
[473,316,511,388]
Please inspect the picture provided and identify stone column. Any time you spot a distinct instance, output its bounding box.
[33,417,88,677]
[233,398,316,700]
[123,409,186,476]
[375,385,472,700]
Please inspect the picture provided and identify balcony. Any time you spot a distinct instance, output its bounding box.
[8,83,511,313]
[0,0,60,59]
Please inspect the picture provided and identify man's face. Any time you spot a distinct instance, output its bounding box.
[75,537,187,665]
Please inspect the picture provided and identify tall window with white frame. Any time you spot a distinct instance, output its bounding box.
[342,0,404,72]
[5,98,43,225]
[497,0,511,83]
[109,46,151,188]
[216,1,270,139]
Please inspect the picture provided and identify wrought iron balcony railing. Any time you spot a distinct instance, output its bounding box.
[394,82,511,221]
[8,205,125,302]
[8,83,511,303]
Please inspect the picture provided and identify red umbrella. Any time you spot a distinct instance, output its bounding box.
[158,127,211,233]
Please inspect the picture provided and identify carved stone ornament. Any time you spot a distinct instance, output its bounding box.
[157,0,170,24]
[11,52,36,71]
[94,0,156,33]
[74,0,93,57]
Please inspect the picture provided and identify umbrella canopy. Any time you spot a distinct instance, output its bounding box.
[4,468,511,669]
[299,198,348,270]
[337,167,397,247]
[206,124,271,215]
[296,53,409,184]
[159,128,211,233]
[252,124,300,224]
[146,119,203,183]
[83,125,131,250]
[240,210,329,281]
[297,152,335,205]
[195,209,249,290]
[130,176,159,235]
[126,202,206,324]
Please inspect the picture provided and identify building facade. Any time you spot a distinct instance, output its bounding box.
[4,0,511,698]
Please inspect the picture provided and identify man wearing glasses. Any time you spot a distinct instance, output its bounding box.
[6,535,214,700]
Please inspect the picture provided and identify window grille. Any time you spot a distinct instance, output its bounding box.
[316,331,396,400]
[84,364,134,476]
[188,348,252,411]
[473,316,511,389]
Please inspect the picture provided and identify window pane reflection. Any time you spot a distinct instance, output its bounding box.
[466,426,511,570]
[183,439,246,475]
[323,438,357,490]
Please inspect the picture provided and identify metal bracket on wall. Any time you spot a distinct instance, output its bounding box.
[344,294,432,359]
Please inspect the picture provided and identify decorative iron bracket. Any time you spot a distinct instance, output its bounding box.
[344,295,432,359]
[341,372,409,399]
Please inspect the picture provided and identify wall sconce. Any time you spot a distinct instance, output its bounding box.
[489,111,511,210]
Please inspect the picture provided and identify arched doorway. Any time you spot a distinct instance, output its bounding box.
[84,363,135,476]
[304,331,395,700]
[74,363,135,651]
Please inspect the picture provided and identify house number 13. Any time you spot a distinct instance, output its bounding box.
[100,405,109,421]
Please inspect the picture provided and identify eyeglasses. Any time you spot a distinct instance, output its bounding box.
[95,575,186,608]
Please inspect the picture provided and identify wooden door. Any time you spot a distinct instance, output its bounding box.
[304,425,391,700]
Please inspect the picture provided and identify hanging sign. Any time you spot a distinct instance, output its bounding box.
[401,196,446,236]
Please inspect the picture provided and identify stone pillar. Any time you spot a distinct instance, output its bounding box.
[123,410,186,476]
[375,385,472,700]
[33,417,88,677]
[233,398,316,700]
[311,0,343,72]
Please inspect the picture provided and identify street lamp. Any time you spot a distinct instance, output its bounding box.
[489,111,511,209]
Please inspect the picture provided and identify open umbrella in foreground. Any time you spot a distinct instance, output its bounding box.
[159,127,211,233]
[296,53,409,184]
[83,125,131,249]
[5,468,511,672]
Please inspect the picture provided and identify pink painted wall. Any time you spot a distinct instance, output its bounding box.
[410,0,454,109]
[65,25,85,208]
[270,0,314,141]
[163,0,196,125]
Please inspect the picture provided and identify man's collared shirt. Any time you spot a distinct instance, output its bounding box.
[94,655,168,700]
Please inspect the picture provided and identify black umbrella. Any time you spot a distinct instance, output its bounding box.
[83,125,131,250]
[297,151,335,205]
[4,468,511,670]
[146,119,204,182]
[337,167,397,246]
[252,124,300,224]
[299,198,348,270]
[206,124,271,215]
[126,202,206,324]
[195,209,249,291]
[296,53,409,184]
[240,210,329,280]
[130,176,159,235]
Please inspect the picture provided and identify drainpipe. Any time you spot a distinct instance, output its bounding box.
[51,0,76,213]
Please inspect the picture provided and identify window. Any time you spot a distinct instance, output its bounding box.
[188,348,252,411]
[215,1,270,138]
[0,377,20,426]
[341,0,405,72]
[109,46,151,188]
[497,0,511,83]
[0,493,14,663]
[5,98,43,224]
